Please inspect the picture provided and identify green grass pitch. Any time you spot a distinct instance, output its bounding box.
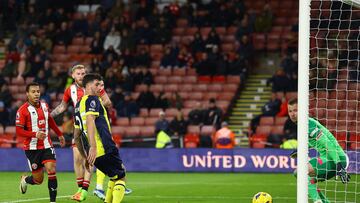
[0,172,358,202]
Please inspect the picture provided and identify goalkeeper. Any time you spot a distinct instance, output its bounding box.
[288,98,350,203]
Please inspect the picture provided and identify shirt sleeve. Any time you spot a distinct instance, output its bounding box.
[15,108,26,127]
[62,87,71,103]
[85,96,100,117]
[308,119,340,163]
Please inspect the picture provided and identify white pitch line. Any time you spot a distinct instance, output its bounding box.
[0,195,71,203]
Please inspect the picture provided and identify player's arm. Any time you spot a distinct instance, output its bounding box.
[86,114,97,165]
[100,91,112,109]
[51,100,69,118]
[48,113,65,147]
[51,88,71,118]
[85,96,100,165]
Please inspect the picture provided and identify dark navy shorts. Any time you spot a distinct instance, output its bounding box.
[94,151,126,180]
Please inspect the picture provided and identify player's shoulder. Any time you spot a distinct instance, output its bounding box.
[17,102,29,113]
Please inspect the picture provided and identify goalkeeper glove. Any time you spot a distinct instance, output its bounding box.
[289,150,297,159]
[336,163,350,184]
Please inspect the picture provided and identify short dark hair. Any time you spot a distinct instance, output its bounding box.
[288,98,298,105]
[26,82,40,92]
[83,73,103,88]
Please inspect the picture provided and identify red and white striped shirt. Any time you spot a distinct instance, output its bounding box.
[16,101,62,150]
[63,83,105,107]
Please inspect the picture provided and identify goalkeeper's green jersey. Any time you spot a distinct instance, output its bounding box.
[308,117,346,163]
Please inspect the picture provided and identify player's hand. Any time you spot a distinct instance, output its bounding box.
[336,163,350,184]
[290,150,297,159]
[58,136,65,147]
[87,146,97,166]
[36,131,46,140]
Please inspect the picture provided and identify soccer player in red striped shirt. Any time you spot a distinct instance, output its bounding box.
[51,65,112,200]
[17,82,65,203]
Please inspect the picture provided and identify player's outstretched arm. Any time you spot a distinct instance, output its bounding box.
[51,101,68,118]
[86,114,97,165]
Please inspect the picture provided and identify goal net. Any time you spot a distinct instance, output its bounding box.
[308,0,359,202]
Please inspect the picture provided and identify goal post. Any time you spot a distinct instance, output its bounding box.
[300,0,359,202]
[298,0,310,202]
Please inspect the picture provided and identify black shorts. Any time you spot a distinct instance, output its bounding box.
[94,151,126,180]
[25,148,56,172]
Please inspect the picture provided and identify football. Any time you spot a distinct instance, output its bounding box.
[252,192,273,203]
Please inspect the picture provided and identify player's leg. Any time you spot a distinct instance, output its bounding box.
[20,150,45,194]
[40,148,58,203]
[74,165,93,201]
[94,169,106,200]
[94,152,126,203]
[44,160,57,203]
[309,157,333,203]
[72,146,85,199]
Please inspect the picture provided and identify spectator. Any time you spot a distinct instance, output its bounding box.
[238,35,253,63]
[34,69,47,86]
[177,46,193,68]
[190,32,205,55]
[119,29,136,52]
[281,53,298,79]
[54,22,72,45]
[103,27,121,54]
[188,102,205,125]
[135,48,151,67]
[227,54,247,78]
[250,95,281,132]
[90,31,104,54]
[236,17,253,40]
[267,70,291,93]
[204,98,223,129]
[39,85,51,106]
[205,29,221,50]
[169,111,188,137]
[72,13,89,36]
[213,121,235,149]
[0,84,13,107]
[117,94,140,118]
[194,53,211,75]
[47,69,64,93]
[155,92,169,110]
[141,69,153,85]
[160,46,178,68]
[0,101,9,131]
[207,46,221,75]
[254,3,273,33]
[168,92,183,110]
[26,54,42,77]
[110,86,125,105]
[154,21,171,44]
[137,85,156,109]
[134,20,153,44]
[155,111,170,134]
[1,58,17,77]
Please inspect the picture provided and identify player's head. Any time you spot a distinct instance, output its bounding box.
[288,98,298,123]
[71,64,86,86]
[83,73,103,96]
[26,82,40,105]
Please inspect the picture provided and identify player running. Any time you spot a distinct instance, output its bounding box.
[17,82,65,203]
[288,98,350,203]
[74,73,127,203]
[51,65,112,200]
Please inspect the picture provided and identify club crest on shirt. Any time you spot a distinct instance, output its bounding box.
[31,163,38,170]
[16,112,20,119]
[90,100,96,108]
